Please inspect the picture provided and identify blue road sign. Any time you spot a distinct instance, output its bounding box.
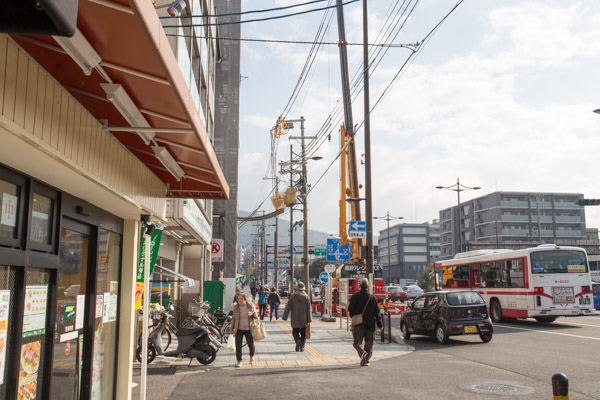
[348,220,366,239]
[287,247,297,254]
[283,259,289,265]
[326,238,350,262]
[319,272,329,283]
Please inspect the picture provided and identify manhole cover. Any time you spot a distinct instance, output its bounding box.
[460,382,535,396]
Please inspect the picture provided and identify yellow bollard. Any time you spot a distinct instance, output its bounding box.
[552,373,569,400]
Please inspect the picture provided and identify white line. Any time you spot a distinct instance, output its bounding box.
[554,321,600,328]
[497,324,600,341]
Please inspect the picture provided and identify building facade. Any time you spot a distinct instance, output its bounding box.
[378,224,430,284]
[439,192,590,260]
[0,0,229,398]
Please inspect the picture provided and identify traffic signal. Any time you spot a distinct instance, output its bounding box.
[577,199,600,206]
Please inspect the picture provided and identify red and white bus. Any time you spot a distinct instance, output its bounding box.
[431,244,595,323]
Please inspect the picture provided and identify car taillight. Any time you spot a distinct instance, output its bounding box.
[451,324,463,330]
[582,286,590,292]
[207,331,211,335]
[478,322,490,328]
[534,287,544,293]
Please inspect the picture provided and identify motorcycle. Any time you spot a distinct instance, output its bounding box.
[136,308,218,365]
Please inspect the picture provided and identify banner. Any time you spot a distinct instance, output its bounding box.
[134,225,163,310]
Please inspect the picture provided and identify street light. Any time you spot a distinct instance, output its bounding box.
[436,178,481,254]
[593,109,600,114]
[374,212,403,284]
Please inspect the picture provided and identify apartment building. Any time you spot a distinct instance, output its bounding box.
[378,223,430,284]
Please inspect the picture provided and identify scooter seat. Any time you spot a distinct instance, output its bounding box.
[176,326,206,337]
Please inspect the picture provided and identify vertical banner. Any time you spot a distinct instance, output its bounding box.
[134,225,163,310]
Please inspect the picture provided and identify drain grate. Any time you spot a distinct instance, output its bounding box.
[147,368,178,376]
[460,382,535,396]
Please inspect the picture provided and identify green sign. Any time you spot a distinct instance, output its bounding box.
[315,248,326,257]
[135,225,163,310]
[64,302,76,321]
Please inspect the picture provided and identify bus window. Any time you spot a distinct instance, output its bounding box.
[530,250,588,274]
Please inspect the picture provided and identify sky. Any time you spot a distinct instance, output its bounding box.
[236,0,600,239]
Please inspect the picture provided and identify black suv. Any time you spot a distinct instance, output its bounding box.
[400,290,493,344]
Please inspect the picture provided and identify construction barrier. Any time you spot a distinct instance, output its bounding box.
[385,300,410,316]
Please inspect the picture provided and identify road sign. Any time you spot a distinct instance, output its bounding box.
[348,220,366,239]
[211,239,223,262]
[326,238,350,262]
[324,264,336,273]
[319,272,329,283]
[283,259,289,265]
[287,246,297,254]
[315,247,326,257]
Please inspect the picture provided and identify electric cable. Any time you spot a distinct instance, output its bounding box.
[161,0,329,19]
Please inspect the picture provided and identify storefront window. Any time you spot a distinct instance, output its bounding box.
[30,193,54,245]
[91,230,121,400]
[0,266,16,399]
[0,179,19,241]
[53,228,89,400]
[19,268,50,400]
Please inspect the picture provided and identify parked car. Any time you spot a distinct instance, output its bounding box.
[593,283,600,311]
[277,285,289,298]
[399,290,493,344]
[403,285,423,299]
[384,286,408,302]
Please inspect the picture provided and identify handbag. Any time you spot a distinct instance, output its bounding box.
[305,323,311,339]
[224,335,235,352]
[351,296,371,326]
[251,319,266,341]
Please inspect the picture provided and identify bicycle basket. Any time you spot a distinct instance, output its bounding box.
[188,303,201,316]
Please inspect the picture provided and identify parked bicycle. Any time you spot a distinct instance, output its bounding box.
[182,299,232,343]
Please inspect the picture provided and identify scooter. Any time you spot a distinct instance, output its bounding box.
[137,309,218,365]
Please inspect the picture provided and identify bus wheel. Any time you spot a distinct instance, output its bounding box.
[534,316,557,323]
[490,300,503,323]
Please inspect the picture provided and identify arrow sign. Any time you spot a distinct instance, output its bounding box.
[348,220,366,239]
[319,272,329,283]
[387,307,403,314]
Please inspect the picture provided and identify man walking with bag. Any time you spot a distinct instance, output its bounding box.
[348,278,383,366]
[282,281,312,352]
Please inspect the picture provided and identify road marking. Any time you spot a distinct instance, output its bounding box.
[553,321,600,328]
[497,324,600,341]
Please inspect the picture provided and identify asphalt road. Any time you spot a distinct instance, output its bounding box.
[135,315,600,400]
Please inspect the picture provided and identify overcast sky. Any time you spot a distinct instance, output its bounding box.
[236,0,600,239]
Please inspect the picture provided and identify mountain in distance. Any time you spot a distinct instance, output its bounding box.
[237,210,378,248]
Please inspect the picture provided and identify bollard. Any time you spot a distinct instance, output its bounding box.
[381,312,385,343]
[552,373,569,400]
[387,311,392,343]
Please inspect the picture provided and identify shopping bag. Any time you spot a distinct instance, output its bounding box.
[305,323,311,339]
[351,314,363,326]
[251,320,266,341]
[224,335,235,352]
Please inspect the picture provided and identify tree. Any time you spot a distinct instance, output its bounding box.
[417,270,435,292]
[309,257,328,280]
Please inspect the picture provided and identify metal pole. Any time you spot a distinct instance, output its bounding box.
[274,206,279,287]
[262,216,267,285]
[301,117,310,299]
[387,214,391,284]
[363,0,374,277]
[140,221,151,400]
[289,144,294,294]
[456,177,461,253]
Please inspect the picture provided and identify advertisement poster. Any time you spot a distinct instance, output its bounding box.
[0,290,10,385]
[102,293,110,323]
[134,226,163,310]
[95,295,103,319]
[75,295,85,330]
[17,341,40,399]
[109,282,118,322]
[22,285,48,337]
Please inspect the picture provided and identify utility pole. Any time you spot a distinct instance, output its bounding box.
[262,216,267,285]
[374,212,403,284]
[363,0,374,278]
[300,117,310,297]
[274,177,279,287]
[289,144,294,294]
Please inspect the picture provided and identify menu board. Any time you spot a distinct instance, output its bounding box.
[22,285,48,337]
[17,341,40,400]
[0,290,10,385]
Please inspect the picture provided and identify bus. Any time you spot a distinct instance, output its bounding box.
[431,244,596,323]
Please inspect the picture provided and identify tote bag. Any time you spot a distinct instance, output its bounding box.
[251,320,266,341]
[351,296,371,327]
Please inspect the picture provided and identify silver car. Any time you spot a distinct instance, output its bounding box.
[403,285,423,299]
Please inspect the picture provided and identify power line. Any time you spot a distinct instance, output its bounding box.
[162,0,359,28]
[160,0,329,19]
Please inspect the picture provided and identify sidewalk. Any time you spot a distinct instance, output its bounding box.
[134,317,413,372]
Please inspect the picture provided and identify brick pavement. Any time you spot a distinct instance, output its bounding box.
[134,316,413,371]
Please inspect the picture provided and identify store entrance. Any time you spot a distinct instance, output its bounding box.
[51,223,91,400]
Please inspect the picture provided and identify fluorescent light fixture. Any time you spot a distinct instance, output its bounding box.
[152,146,185,181]
[53,28,102,76]
[167,0,186,16]
[100,83,155,145]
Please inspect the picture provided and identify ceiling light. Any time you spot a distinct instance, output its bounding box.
[53,28,101,76]
[152,146,185,181]
[100,83,155,145]
[167,0,186,16]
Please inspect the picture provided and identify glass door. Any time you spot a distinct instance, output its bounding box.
[51,227,90,400]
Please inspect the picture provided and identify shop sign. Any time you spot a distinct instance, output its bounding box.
[1,193,17,227]
[63,302,76,322]
[22,285,48,337]
[0,290,10,385]
[135,225,163,310]
[182,199,212,244]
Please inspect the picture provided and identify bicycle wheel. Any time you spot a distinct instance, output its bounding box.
[182,317,198,328]
[160,328,172,351]
[220,321,231,343]
[204,323,222,343]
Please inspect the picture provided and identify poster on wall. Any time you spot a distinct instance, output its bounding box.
[75,295,85,330]
[17,341,40,399]
[109,282,118,322]
[95,295,103,319]
[102,293,110,323]
[22,285,48,337]
[0,290,9,385]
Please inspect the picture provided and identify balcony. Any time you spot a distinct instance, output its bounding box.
[554,201,580,209]
[500,200,529,208]
[554,216,583,223]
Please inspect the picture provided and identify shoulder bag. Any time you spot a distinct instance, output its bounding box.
[351,296,371,326]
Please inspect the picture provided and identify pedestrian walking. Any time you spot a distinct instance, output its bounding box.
[258,286,268,320]
[282,281,312,352]
[268,287,281,321]
[348,278,383,366]
[250,284,257,302]
[231,292,257,367]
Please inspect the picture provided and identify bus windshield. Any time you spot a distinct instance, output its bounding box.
[530,250,588,274]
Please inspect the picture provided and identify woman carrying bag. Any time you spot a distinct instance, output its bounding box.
[231,292,258,367]
[282,282,312,352]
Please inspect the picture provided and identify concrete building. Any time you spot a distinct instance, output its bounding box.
[378,223,430,284]
[428,219,441,263]
[439,192,591,260]
[0,0,230,398]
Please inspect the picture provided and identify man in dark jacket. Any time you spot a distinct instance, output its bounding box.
[348,278,383,366]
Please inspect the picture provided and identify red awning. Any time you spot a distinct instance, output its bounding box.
[12,0,229,200]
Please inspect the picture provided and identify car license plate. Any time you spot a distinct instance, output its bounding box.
[464,325,477,333]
